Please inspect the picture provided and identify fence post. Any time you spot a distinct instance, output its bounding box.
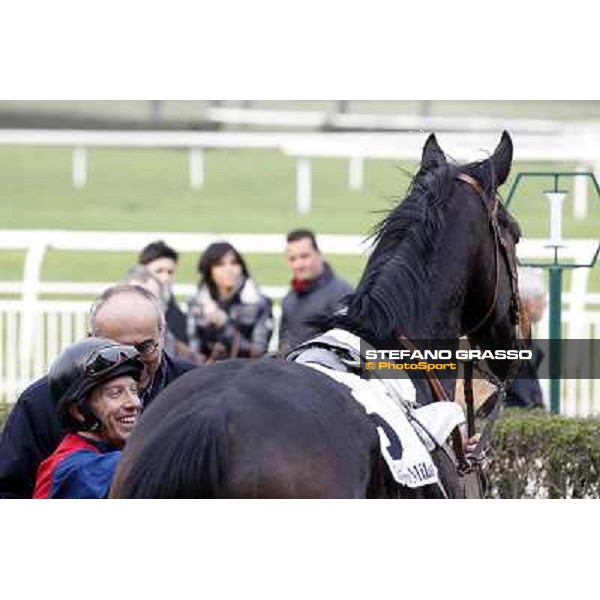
[20,241,47,383]
[189,147,204,189]
[72,146,88,188]
[296,158,312,214]
[348,156,364,191]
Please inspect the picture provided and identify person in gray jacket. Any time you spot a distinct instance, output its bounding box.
[278,229,353,355]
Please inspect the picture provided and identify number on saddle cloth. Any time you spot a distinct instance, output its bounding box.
[368,412,403,461]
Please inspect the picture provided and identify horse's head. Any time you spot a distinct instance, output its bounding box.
[343,131,525,383]
[424,131,525,380]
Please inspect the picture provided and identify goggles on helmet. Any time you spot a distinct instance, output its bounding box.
[84,345,142,379]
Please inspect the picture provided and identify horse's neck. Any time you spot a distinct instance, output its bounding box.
[408,224,476,340]
[404,276,465,340]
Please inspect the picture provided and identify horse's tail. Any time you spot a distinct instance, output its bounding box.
[110,404,230,498]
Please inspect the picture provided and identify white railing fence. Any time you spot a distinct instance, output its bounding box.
[0,299,283,405]
[0,301,90,403]
[537,311,600,417]
[3,128,600,215]
[1,231,598,415]
[1,298,599,415]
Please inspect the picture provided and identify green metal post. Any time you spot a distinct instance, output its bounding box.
[506,172,600,415]
[548,266,562,414]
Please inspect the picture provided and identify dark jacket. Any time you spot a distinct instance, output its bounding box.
[187,277,273,360]
[505,342,545,409]
[166,294,189,344]
[0,353,195,499]
[278,262,353,355]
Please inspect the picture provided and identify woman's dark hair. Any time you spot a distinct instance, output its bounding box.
[197,242,249,299]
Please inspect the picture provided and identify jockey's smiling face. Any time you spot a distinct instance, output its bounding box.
[93,293,164,390]
[286,237,324,283]
[85,375,142,448]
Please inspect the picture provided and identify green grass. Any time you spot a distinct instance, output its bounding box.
[0,146,598,293]
[0,146,409,232]
[0,146,406,289]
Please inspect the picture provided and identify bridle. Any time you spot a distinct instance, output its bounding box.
[456,172,522,340]
[399,172,526,492]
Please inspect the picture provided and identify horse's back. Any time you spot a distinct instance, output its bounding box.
[111,358,385,498]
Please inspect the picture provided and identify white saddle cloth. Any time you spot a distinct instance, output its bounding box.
[299,329,465,489]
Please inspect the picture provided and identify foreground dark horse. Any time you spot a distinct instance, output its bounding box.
[111,132,522,498]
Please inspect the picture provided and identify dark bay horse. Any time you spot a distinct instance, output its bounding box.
[110,131,522,499]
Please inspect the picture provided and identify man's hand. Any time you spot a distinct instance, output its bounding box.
[459,423,481,456]
[465,433,481,457]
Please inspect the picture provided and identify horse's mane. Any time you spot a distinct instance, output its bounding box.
[332,157,501,340]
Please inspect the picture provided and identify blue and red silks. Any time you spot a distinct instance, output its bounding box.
[33,433,120,499]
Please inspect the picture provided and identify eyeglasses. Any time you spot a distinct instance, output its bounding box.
[133,338,160,357]
[85,345,141,378]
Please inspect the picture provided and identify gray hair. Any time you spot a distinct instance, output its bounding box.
[124,264,158,285]
[123,265,169,309]
[518,267,545,300]
[88,284,166,336]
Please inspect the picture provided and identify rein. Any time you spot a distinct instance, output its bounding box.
[455,173,524,490]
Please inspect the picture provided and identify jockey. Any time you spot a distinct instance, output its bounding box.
[33,338,144,499]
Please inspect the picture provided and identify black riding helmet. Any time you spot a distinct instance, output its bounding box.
[50,337,144,432]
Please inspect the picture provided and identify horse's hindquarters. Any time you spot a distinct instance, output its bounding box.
[112,359,383,499]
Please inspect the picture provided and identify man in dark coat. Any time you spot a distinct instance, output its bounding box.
[0,284,196,499]
[505,267,547,409]
[505,343,545,408]
[278,229,353,355]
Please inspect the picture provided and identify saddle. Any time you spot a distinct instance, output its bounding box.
[287,329,465,491]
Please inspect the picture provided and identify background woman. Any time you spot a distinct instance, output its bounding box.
[187,242,273,361]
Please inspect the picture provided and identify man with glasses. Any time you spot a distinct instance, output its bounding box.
[0,284,196,499]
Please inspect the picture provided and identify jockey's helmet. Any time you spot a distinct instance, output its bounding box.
[49,338,144,432]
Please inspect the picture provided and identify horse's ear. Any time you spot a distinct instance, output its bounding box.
[421,133,446,171]
[490,131,513,187]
